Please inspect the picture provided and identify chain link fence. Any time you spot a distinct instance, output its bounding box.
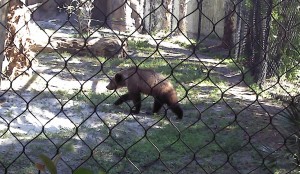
[0,0,299,173]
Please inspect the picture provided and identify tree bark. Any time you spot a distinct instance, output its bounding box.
[177,0,187,35]
[162,0,172,32]
[196,0,203,41]
[4,0,33,79]
[221,1,234,49]
[0,0,9,86]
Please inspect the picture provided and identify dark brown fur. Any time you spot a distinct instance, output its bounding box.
[106,67,183,119]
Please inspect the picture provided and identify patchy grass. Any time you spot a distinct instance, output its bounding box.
[80,116,257,174]
[56,56,232,114]
[2,36,293,174]
[169,37,207,50]
[128,40,156,52]
[26,52,271,173]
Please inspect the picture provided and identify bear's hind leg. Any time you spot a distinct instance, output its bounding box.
[170,105,183,119]
[114,93,130,105]
[165,95,183,119]
[153,98,164,114]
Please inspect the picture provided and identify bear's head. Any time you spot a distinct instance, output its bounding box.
[106,73,126,90]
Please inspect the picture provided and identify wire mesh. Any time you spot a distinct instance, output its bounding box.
[0,0,299,173]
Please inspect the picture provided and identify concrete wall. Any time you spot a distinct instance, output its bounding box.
[200,0,225,37]
[26,0,227,38]
[143,0,226,37]
[172,0,225,37]
[185,0,200,36]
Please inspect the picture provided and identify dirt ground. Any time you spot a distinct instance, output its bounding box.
[0,22,294,173]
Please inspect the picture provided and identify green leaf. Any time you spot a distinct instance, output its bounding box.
[39,154,57,174]
[74,168,94,174]
[52,153,62,166]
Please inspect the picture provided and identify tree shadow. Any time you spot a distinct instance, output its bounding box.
[0,34,292,173]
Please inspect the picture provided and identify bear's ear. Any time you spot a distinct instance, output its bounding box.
[115,73,123,83]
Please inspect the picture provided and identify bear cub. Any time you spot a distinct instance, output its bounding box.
[106,67,183,119]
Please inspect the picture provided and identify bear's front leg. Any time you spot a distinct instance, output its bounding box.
[114,93,130,105]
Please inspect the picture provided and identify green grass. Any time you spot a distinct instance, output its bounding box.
[127,40,156,52]
[12,42,287,173]
[47,52,260,172]
[222,58,244,72]
[88,118,249,173]
[170,38,207,51]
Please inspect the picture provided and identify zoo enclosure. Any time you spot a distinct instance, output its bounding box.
[0,0,299,173]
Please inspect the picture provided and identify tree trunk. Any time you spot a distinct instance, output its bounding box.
[234,0,244,59]
[177,0,187,35]
[196,0,203,41]
[162,0,172,32]
[221,1,234,49]
[256,0,272,86]
[4,0,33,80]
[252,0,264,83]
[0,0,9,86]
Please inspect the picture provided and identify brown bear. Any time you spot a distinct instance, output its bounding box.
[106,67,183,119]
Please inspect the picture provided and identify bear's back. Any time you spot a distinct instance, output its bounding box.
[122,67,173,96]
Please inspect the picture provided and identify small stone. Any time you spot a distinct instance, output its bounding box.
[0,96,6,104]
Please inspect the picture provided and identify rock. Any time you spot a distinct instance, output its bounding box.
[0,96,6,104]
[30,36,127,58]
[87,37,127,58]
